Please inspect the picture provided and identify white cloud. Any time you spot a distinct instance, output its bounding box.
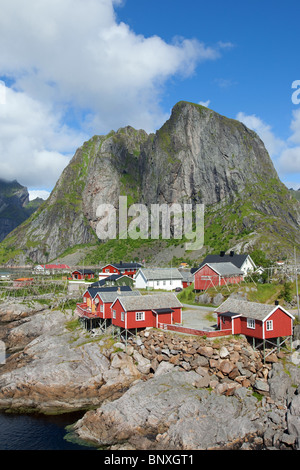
[288,109,300,145]
[278,147,300,173]
[0,85,87,189]
[0,0,224,192]
[29,190,50,201]
[199,100,211,107]
[236,111,300,187]
[0,0,220,134]
[236,112,285,157]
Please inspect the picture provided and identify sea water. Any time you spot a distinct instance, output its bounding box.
[0,411,96,450]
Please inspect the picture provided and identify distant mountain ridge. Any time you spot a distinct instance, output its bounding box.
[290,188,300,201]
[0,179,44,243]
[0,101,299,266]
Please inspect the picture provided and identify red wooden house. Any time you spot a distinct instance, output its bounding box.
[71,269,95,280]
[215,298,295,340]
[76,286,135,329]
[80,285,132,313]
[100,262,142,279]
[94,290,141,319]
[111,293,182,330]
[194,262,243,291]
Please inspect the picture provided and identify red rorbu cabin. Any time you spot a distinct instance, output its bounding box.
[111,293,182,330]
[215,298,295,341]
[100,262,142,279]
[72,269,95,280]
[194,262,243,291]
[94,290,141,319]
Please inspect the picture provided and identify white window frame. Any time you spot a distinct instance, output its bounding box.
[136,311,145,321]
[247,318,255,329]
[266,320,273,331]
[100,304,103,312]
[121,311,125,322]
[112,309,116,319]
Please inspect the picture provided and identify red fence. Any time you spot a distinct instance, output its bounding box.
[158,323,233,338]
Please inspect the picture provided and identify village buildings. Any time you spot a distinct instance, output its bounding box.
[74,253,296,358]
[134,267,183,291]
[193,262,244,291]
[100,262,142,279]
[215,298,294,339]
[192,251,256,276]
[71,269,95,280]
[111,292,182,330]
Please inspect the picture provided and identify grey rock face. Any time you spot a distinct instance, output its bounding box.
[2,102,300,263]
[141,101,278,206]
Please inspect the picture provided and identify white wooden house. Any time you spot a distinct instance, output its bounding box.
[134,268,183,291]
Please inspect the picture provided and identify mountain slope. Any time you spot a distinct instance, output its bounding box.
[0,179,44,243]
[0,102,299,266]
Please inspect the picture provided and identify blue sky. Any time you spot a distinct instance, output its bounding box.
[0,0,299,199]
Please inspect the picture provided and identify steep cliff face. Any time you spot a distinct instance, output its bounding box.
[0,101,299,265]
[141,101,280,206]
[0,127,148,263]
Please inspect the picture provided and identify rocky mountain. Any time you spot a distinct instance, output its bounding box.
[0,101,299,265]
[0,179,44,243]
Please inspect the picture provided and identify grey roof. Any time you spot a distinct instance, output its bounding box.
[191,252,254,274]
[96,290,141,303]
[73,268,95,274]
[204,262,244,276]
[87,285,132,298]
[215,298,293,321]
[104,262,142,269]
[179,270,194,282]
[114,293,182,311]
[138,268,183,280]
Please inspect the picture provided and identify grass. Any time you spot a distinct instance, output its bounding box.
[177,279,292,307]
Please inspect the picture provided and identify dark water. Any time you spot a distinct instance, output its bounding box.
[0,411,96,450]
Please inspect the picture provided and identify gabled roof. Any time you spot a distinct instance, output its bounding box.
[84,285,132,298]
[103,262,142,270]
[90,274,133,287]
[179,270,194,282]
[72,268,95,274]
[44,264,70,269]
[191,252,254,273]
[194,262,243,277]
[96,290,141,303]
[112,292,182,312]
[136,268,183,280]
[215,298,295,322]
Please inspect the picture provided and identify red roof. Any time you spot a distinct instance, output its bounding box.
[44,264,70,269]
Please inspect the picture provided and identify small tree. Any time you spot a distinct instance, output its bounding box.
[280,281,293,303]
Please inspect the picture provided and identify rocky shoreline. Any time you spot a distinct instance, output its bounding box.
[0,299,300,450]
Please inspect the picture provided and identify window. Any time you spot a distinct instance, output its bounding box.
[112,310,116,319]
[266,320,273,331]
[100,304,103,312]
[121,312,125,322]
[136,311,145,321]
[105,268,109,273]
[247,318,255,329]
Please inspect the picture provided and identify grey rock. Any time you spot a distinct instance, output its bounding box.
[254,379,270,393]
[3,101,300,265]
